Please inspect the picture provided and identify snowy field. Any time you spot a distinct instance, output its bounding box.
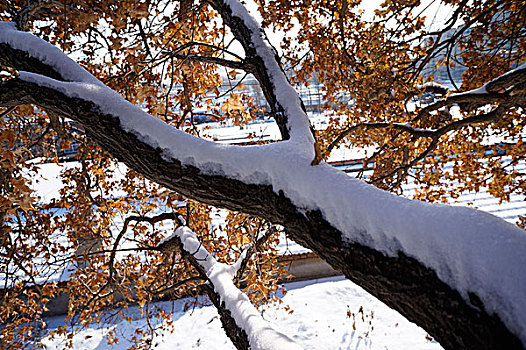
[42,277,442,350]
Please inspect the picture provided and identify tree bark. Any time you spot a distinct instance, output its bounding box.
[159,230,251,350]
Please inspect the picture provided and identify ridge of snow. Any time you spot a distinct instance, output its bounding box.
[168,226,302,350]
[449,85,488,96]
[0,22,100,85]
[450,62,525,97]
[221,0,314,148]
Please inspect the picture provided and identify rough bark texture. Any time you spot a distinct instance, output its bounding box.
[202,284,250,350]
[0,77,522,349]
[208,0,294,140]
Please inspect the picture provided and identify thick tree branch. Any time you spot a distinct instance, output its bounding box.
[485,65,526,93]
[0,76,522,349]
[0,42,64,81]
[208,0,316,150]
[419,63,526,116]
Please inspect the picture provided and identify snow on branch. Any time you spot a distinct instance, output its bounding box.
[325,64,525,161]
[405,64,526,131]
[158,226,302,350]
[211,0,315,150]
[450,62,526,97]
[0,22,98,83]
[0,20,315,182]
[2,9,526,347]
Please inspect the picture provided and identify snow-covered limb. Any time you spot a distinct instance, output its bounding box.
[0,19,314,168]
[7,66,521,346]
[0,22,99,84]
[158,226,302,350]
[230,244,250,277]
[415,82,451,95]
[451,62,526,97]
[210,0,316,152]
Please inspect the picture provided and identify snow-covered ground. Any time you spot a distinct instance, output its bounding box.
[41,277,442,350]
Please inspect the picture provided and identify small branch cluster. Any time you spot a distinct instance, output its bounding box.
[325,64,526,187]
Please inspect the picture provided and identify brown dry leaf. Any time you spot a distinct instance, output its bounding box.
[135,3,150,18]
[228,70,240,79]
[221,94,244,115]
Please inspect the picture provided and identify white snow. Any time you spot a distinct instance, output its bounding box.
[0,6,315,148]
[164,226,302,350]
[449,85,487,96]
[41,277,443,350]
[0,22,100,85]
[222,0,315,146]
[2,10,526,345]
[490,62,526,82]
[450,62,525,97]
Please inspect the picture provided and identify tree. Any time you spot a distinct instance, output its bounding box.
[0,0,525,349]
